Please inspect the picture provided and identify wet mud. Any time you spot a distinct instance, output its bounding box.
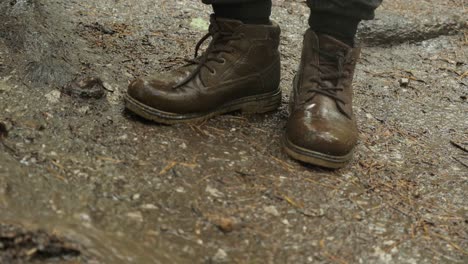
[0,223,82,263]
[0,0,467,263]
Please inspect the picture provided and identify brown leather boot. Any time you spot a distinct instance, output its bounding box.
[125,16,281,124]
[283,29,360,169]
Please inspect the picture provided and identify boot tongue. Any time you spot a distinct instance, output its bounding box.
[318,34,351,54]
[188,17,243,87]
[316,34,350,87]
[213,17,244,32]
[317,34,353,118]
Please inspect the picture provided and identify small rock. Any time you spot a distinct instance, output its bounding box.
[353,213,363,221]
[45,90,61,103]
[85,22,116,35]
[206,186,223,198]
[62,76,107,99]
[212,249,228,263]
[175,186,185,193]
[118,134,128,140]
[264,205,280,217]
[213,217,236,233]
[126,211,143,222]
[131,194,141,200]
[141,204,158,210]
[302,208,325,217]
[77,105,90,114]
[399,78,410,87]
[0,122,8,140]
[78,213,92,222]
[190,18,209,31]
[0,80,11,93]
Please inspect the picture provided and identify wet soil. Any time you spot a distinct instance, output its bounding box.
[0,0,467,263]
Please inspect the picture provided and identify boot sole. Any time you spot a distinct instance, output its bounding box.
[125,89,282,124]
[282,136,353,169]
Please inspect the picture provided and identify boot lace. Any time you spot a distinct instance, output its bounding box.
[173,16,242,89]
[303,48,350,110]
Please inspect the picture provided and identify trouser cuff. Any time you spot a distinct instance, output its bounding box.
[212,0,272,25]
[309,11,360,46]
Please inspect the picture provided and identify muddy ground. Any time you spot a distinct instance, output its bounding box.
[0,0,467,263]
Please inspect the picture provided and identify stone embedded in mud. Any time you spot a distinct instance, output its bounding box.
[45,90,62,104]
[126,211,144,222]
[399,78,410,87]
[0,224,81,262]
[206,186,224,198]
[0,122,7,140]
[212,248,228,263]
[62,77,107,99]
[214,217,236,233]
[264,205,280,217]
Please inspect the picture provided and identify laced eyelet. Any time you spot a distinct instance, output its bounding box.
[219,58,226,64]
[210,69,217,75]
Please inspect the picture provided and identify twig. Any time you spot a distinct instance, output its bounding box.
[320,240,349,264]
[158,161,197,176]
[46,167,66,182]
[431,232,468,255]
[270,155,294,171]
[97,156,124,164]
[459,70,468,80]
[452,157,468,168]
[158,161,177,175]
[305,178,339,190]
[450,140,468,153]
[282,194,303,209]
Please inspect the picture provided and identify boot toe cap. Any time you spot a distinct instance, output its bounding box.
[127,78,146,100]
[127,74,177,109]
[285,113,357,157]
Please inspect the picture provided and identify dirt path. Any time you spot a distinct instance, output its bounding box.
[0,0,467,263]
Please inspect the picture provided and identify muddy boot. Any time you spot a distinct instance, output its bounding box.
[283,29,360,169]
[125,15,281,124]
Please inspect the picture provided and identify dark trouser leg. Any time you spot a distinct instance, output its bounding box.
[307,0,383,46]
[202,0,272,25]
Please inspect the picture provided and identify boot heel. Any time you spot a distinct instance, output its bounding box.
[240,91,282,114]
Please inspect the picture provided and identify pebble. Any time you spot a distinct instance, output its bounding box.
[0,80,12,93]
[141,204,158,210]
[45,90,61,104]
[77,106,90,114]
[0,122,8,139]
[118,134,128,140]
[399,78,410,87]
[190,17,209,31]
[264,205,280,217]
[213,217,236,233]
[62,76,107,99]
[78,213,91,222]
[206,186,224,198]
[212,249,228,263]
[126,211,143,222]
